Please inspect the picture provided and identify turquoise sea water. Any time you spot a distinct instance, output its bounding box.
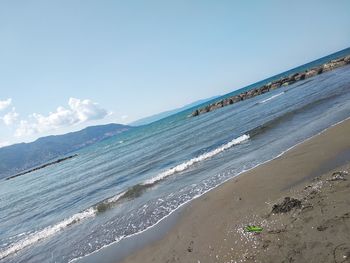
[1,49,350,262]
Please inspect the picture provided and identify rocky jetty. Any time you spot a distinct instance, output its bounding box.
[5,154,78,181]
[191,55,350,117]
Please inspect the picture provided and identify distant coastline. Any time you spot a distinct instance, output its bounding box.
[0,123,131,180]
[191,54,350,117]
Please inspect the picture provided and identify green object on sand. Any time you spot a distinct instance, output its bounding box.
[244,225,263,233]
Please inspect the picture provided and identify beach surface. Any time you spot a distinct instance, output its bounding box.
[120,118,350,263]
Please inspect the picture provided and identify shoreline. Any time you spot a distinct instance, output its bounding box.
[75,206,184,263]
[117,118,350,263]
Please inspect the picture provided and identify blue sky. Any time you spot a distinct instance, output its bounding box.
[0,0,349,146]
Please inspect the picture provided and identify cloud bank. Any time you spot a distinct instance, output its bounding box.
[0,141,10,148]
[2,108,19,126]
[15,98,108,137]
[0,98,12,111]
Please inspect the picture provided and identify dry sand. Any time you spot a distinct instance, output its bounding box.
[120,119,350,263]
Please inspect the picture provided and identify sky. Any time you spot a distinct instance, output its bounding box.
[0,0,349,146]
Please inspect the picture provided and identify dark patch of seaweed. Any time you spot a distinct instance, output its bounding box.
[121,183,154,200]
[247,92,341,139]
[95,182,156,214]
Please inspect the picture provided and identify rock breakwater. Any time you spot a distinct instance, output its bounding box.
[191,55,350,117]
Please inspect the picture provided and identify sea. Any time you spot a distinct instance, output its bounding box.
[1,48,350,263]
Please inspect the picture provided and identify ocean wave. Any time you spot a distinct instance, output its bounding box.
[0,208,96,260]
[94,134,250,214]
[259,92,284,104]
[142,134,250,185]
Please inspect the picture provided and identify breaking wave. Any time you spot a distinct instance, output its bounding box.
[143,134,250,185]
[94,134,250,213]
[0,208,96,260]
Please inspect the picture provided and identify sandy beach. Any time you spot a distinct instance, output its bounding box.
[120,118,350,263]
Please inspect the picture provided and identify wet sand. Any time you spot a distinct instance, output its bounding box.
[120,118,350,263]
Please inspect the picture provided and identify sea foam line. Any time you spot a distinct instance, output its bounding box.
[259,92,284,104]
[142,134,250,185]
[0,208,97,260]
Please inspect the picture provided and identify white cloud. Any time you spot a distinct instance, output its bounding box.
[0,141,11,148]
[15,98,108,137]
[2,107,19,126]
[15,120,38,137]
[68,98,108,122]
[0,98,12,111]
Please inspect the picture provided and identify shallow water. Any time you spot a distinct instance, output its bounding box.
[1,59,350,262]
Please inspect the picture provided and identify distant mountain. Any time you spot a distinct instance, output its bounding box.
[130,96,220,126]
[0,123,132,179]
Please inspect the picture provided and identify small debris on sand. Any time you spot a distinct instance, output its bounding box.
[187,241,194,252]
[271,197,302,214]
[327,171,348,181]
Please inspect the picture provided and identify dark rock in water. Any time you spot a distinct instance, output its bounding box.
[271,197,302,214]
[345,55,350,63]
[192,109,199,117]
[305,68,320,78]
[190,54,350,117]
[270,81,281,90]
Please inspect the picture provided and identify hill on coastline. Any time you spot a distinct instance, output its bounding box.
[130,96,220,126]
[0,123,131,179]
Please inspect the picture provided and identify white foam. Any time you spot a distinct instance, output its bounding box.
[142,134,250,185]
[259,92,284,103]
[105,191,126,203]
[0,208,96,260]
